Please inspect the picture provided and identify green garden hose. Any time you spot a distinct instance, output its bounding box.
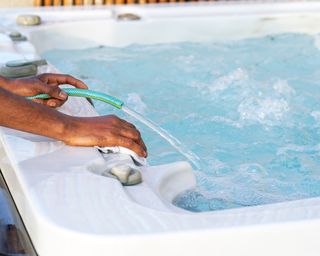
[27,88,124,109]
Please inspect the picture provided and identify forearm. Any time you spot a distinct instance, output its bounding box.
[0,76,11,91]
[0,87,70,140]
[0,76,21,93]
[0,83,147,156]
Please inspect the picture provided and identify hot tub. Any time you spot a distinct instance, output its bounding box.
[1,2,320,256]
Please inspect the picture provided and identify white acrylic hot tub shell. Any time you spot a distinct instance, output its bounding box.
[1,2,320,255]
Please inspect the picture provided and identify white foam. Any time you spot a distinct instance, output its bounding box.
[311,111,320,124]
[189,68,249,94]
[209,115,243,128]
[277,144,320,155]
[238,97,289,125]
[272,79,295,96]
[209,68,249,93]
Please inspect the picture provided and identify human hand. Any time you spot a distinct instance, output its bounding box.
[6,73,88,108]
[63,115,147,157]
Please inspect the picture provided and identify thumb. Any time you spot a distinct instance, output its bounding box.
[42,84,68,100]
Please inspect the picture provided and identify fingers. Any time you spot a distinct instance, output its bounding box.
[116,126,140,141]
[31,81,67,107]
[38,83,68,101]
[95,115,147,156]
[64,115,148,157]
[32,98,64,108]
[108,134,147,157]
[116,126,147,153]
[119,120,147,153]
[106,115,147,153]
[38,73,88,89]
[109,115,137,129]
[120,119,137,129]
[31,98,45,105]
[139,138,147,154]
[46,99,65,108]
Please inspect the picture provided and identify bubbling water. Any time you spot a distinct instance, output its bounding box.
[43,33,320,212]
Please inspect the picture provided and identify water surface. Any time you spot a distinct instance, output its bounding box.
[44,33,320,211]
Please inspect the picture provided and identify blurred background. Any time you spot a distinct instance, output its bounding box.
[0,0,210,8]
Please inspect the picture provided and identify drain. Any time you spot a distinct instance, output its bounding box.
[103,165,142,186]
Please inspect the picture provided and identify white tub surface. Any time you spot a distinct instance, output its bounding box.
[1,2,320,256]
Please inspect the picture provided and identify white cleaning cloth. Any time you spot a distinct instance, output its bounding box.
[96,146,147,166]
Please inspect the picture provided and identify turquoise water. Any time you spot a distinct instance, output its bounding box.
[44,33,320,212]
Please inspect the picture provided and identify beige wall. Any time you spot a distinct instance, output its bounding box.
[0,0,33,8]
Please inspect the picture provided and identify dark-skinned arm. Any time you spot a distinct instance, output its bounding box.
[0,87,147,157]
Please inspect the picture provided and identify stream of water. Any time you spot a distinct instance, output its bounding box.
[122,106,202,170]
